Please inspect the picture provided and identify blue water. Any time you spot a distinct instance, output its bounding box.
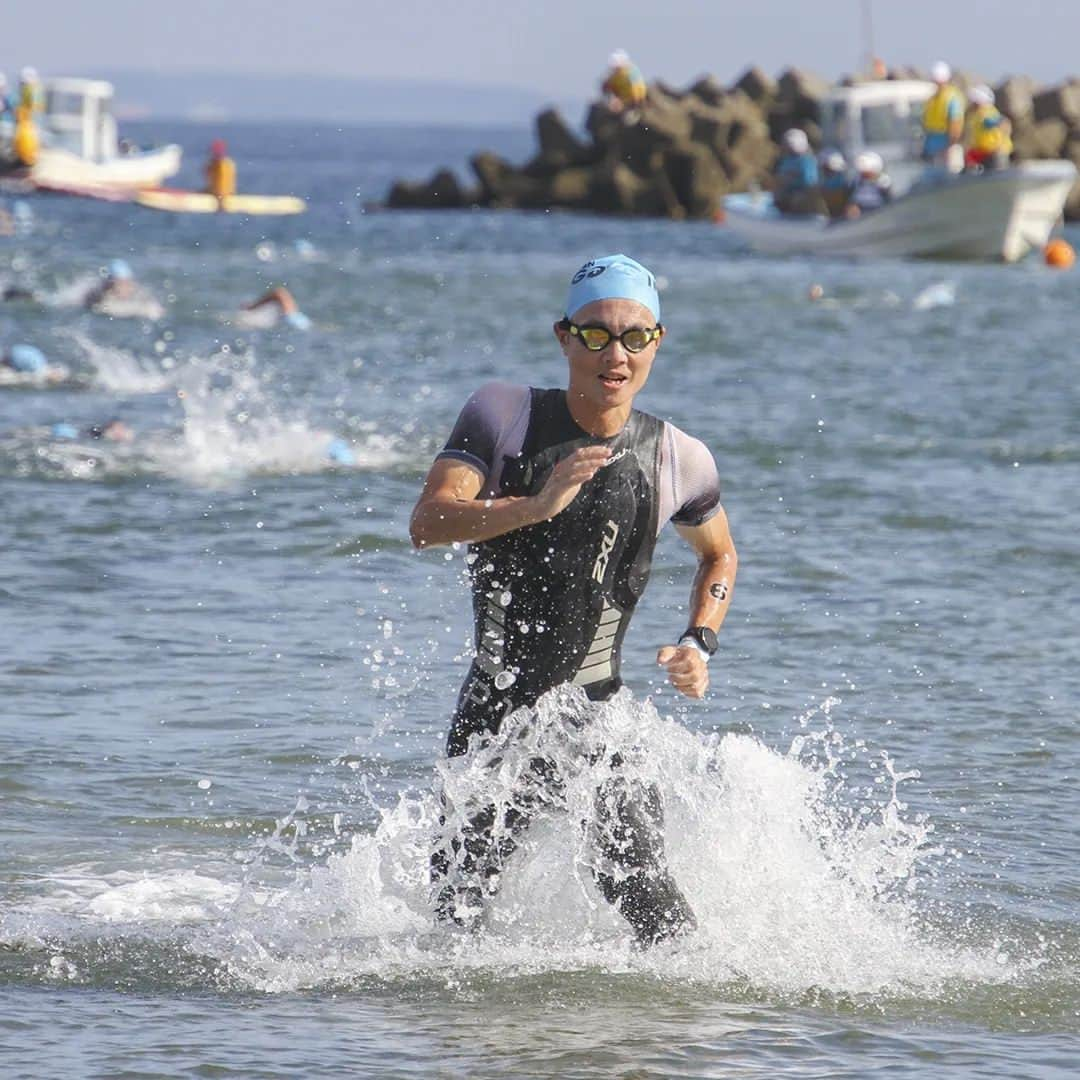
[1,120,1078,1078]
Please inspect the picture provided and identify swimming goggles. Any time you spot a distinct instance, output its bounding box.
[562,319,664,353]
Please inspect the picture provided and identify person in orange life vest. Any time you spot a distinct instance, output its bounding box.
[205,139,237,203]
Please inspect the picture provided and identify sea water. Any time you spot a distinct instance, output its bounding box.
[1,120,1077,1078]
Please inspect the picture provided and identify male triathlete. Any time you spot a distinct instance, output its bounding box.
[410,254,737,945]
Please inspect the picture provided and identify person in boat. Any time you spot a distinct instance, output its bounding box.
[819,150,852,220]
[240,286,311,330]
[205,139,237,204]
[845,151,893,218]
[0,73,13,124]
[11,67,42,168]
[922,61,965,171]
[965,85,1012,171]
[602,50,647,117]
[411,253,737,946]
[772,128,822,215]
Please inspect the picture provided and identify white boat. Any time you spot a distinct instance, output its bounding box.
[723,79,1078,262]
[28,78,181,193]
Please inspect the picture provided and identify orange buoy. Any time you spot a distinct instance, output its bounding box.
[1044,238,1075,269]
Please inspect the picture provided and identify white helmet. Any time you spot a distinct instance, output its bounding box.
[783,128,809,154]
[969,84,995,106]
[855,150,884,175]
[930,61,951,84]
[608,50,630,68]
[821,150,846,172]
[20,66,38,83]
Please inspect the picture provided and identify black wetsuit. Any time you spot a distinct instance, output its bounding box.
[432,389,696,944]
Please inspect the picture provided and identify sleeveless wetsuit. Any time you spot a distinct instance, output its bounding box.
[447,387,662,756]
[432,387,707,945]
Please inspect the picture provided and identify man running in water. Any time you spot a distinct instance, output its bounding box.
[410,254,737,945]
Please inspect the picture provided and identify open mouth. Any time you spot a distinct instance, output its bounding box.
[599,372,629,388]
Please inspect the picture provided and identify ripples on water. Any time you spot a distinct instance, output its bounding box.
[1,121,1078,1077]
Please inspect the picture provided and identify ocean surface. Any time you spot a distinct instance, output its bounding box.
[1,119,1078,1079]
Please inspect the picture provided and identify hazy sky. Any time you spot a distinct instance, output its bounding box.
[6,0,1080,94]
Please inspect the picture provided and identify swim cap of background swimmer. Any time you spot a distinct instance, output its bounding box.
[7,343,47,372]
[325,438,355,466]
[51,423,78,439]
[108,259,133,280]
[565,254,660,323]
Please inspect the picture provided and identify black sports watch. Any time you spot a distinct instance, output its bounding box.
[678,626,718,658]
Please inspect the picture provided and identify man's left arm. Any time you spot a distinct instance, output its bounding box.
[656,507,737,699]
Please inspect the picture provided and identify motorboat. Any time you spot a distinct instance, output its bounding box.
[25,78,181,193]
[722,79,1077,262]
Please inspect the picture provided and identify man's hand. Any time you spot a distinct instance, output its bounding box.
[656,644,709,699]
[532,446,610,522]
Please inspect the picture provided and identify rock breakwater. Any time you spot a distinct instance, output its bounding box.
[385,66,1080,221]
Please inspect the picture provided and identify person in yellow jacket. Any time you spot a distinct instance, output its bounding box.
[602,50,647,115]
[922,61,965,170]
[12,67,42,167]
[205,139,237,204]
[965,85,1012,170]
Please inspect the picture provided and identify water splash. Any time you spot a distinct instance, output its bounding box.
[63,329,174,394]
[2,688,1056,1002]
[912,281,957,311]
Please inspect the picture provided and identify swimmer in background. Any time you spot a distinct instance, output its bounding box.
[205,139,237,205]
[239,286,311,330]
[50,414,353,464]
[51,418,135,442]
[84,259,165,320]
[1,343,66,383]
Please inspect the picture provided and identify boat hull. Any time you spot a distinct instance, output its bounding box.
[723,161,1078,262]
[30,144,182,191]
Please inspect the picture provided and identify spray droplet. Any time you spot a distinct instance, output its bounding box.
[494,670,516,691]
[198,778,212,790]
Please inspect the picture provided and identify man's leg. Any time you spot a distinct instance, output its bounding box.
[591,770,696,946]
[431,754,563,930]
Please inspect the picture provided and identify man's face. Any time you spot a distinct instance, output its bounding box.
[555,299,662,412]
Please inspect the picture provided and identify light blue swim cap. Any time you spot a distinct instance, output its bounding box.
[108,259,133,280]
[51,423,78,439]
[7,343,47,372]
[284,310,311,331]
[326,438,355,466]
[565,254,660,323]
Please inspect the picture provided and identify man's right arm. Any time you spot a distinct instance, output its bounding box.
[409,449,610,549]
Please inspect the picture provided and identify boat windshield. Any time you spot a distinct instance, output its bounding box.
[861,103,921,145]
[45,90,91,118]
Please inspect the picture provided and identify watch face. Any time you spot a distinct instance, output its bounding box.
[698,627,719,654]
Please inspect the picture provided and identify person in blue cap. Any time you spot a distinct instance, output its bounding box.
[83,259,135,308]
[410,253,738,946]
[2,342,65,382]
[241,285,311,330]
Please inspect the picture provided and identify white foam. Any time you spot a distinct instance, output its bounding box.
[912,280,957,311]
[1,690,1026,998]
[63,329,173,394]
